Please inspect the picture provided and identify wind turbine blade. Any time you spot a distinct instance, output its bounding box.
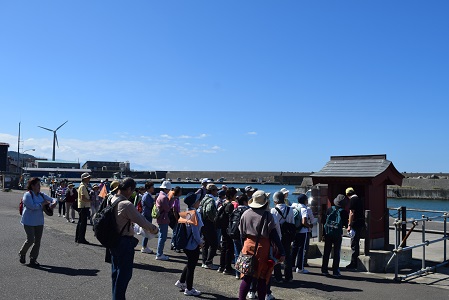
[56,120,68,131]
[55,133,59,148]
[38,126,53,132]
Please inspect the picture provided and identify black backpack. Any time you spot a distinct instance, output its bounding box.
[227,206,249,240]
[275,207,297,242]
[93,198,130,248]
[214,202,231,229]
[173,222,193,250]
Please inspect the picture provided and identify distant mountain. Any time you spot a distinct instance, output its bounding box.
[8,151,36,161]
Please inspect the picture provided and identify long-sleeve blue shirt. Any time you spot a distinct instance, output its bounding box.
[141,192,154,218]
[21,191,54,226]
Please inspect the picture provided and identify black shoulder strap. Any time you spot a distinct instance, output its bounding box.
[275,207,286,220]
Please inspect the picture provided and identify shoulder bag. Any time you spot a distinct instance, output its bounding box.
[235,211,268,277]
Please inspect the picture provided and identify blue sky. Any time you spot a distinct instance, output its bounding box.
[1,1,448,172]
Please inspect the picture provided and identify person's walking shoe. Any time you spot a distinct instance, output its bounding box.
[203,264,219,270]
[184,288,201,296]
[321,270,330,276]
[265,293,276,300]
[19,254,25,264]
[29,258,40,267]
[295,268,309,274]
[223,268,234,275]
[217,267,225,273]
[174,280,187,290]
[247,291,257,299]
[141,247,154,254]
[78,240,90,245]
[155,254,170,261]
[333,269,342,277]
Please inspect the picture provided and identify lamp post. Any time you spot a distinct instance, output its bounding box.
[21,149,35,175]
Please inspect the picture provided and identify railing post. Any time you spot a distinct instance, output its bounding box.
[401,206,407,247]
[365,210,370,255]
[444,213,447,262]
[394,218,399,281]
[422,215,426,270]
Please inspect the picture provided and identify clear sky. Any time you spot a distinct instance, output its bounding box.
[1,1,448,172]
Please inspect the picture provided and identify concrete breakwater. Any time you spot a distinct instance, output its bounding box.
[388,178,449,200]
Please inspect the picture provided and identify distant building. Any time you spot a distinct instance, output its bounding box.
[82,160,130,172]
[35,160,80,169]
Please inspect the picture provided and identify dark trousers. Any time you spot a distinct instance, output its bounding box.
[58,201,66,215]
[239,276,266,300]
[19,225,44,259]
[321,235,342,273]
[110,236,136,300]
[291,231,309,270]
[350,227,363,265]
[274,237,293,281]
[75,207,89,242]
[219,231,234,271]
[180,246,200,290]
[201,220,218,265]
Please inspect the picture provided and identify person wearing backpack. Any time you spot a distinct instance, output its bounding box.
[18,177,57,266]
[109,178,158,300]
[291,193,313,274]
[271,191,295,283]
[174,192,204,296]
[217,187,238,275]
[196,183,218,270]
[321,194,349,277]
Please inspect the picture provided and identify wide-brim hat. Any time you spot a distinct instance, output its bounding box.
[280,188,290,194]
[67,182,74,187]
[110,180,120,192]
[184,192,200,207]
[81,173,91,180]
[160,180,172,190]
[248,190,268,208]
[334,194,347,207]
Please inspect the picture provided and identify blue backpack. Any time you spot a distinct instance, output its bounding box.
[324,207,343,238]
[173,223,193,250]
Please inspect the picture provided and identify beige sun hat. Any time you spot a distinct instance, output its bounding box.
[110,180,120,192]
[248,190,268,209]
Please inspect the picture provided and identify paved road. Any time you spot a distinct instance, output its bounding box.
[1,189,448,300]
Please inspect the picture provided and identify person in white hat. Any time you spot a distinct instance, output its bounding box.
[238,190,285,300]
[75,173,91,244]
[280,188,292,206]
[155,180,173,261]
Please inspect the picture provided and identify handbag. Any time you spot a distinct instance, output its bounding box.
[235,211,268,277]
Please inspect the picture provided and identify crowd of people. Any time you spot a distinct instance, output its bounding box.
[18,175,365,300]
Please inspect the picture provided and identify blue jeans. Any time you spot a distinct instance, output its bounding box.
[233,239,243,276]
[110,236,136,300]
[157,223,169,257]
[141,215,153,248]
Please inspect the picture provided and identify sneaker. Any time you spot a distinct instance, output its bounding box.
[223,268,234,275]
[217,267,225,273]
[236,274,240,279]
[321,271,330,276]
[66,219,70,223]
[19,254,25,264]
[184,288,201,296]
[58,214,61,217]
[333,269,342,277]
[203,264,219,270]
[174,280,187,290]
[247,291,257,299]
[155,254,169,261]
[266,294,275,300]
[29,258,40,267]
[141,247,154,254]
[296,268,309,274]
[201,263,207,268]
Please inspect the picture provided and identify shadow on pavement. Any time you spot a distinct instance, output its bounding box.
[33,264,100,276]
[133,262,182,274]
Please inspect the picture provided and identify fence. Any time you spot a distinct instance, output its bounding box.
[387,207,448,281]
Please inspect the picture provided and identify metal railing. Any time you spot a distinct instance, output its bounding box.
[387,207,448,281]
